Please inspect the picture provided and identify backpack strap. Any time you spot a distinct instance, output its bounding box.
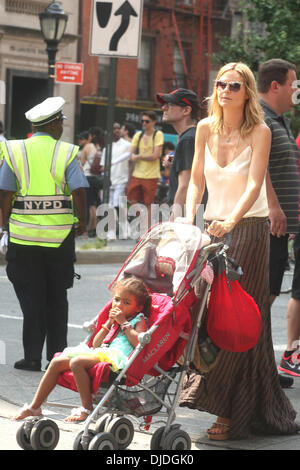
[136,129,158,154]
[136,130,144,155]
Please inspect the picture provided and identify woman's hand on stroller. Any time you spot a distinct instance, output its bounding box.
[207,219,236,238]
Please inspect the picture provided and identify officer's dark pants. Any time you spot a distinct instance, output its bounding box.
[6,231,75,362]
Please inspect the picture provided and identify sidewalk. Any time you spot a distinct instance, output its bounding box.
[74,235,136,265]
[0,234,136,267]
[1,236,300,450]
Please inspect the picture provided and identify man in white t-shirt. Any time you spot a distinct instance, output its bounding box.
[102,122,131,238]
[103,122,131,207]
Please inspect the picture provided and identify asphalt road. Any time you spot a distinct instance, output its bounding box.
[0,263,293,369]
[0,264,119,368]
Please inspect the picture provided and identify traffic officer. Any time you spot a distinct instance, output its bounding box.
[0,97,88,371]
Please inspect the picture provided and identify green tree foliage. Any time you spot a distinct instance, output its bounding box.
[215,0,300,69]
[214,0,300,134]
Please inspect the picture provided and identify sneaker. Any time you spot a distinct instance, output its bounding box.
[278,351,300,377]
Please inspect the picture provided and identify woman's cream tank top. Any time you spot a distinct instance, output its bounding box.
[203,143,269,220]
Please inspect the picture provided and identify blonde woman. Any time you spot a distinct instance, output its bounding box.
[179,62,299,440]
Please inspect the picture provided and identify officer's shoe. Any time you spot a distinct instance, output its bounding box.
[14,359,41,372]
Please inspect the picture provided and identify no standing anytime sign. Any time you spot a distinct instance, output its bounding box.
[55,62,84,85]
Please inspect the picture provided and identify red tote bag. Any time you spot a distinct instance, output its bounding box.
[206,271,262,352]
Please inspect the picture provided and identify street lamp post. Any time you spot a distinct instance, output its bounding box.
[39,1,68,97]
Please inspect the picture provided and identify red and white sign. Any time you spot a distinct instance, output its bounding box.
[55,62,84,85]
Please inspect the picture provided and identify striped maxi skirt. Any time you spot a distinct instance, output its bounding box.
[179,217,300,439]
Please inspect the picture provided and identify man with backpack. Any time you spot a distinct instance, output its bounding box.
[127,111,164,229]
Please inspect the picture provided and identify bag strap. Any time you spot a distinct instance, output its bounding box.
[136,129,158,154]
[136,130,144,154]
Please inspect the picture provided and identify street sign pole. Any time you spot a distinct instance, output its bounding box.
[90,1,144,206]
[102,57,118,205]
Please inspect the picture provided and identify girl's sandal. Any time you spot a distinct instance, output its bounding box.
[206,420,230,441]
[64,407,92,423]
[13,404,42,421]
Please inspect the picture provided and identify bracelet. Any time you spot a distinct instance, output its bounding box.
[121,321,132,332]
[101,324,110,333]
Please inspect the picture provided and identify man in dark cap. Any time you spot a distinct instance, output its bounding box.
[157,88,205,220]
[0,97,88,371]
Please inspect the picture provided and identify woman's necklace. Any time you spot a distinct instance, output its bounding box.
[217,132,241,167]
[223,124,241,143]
[224,128,235,143]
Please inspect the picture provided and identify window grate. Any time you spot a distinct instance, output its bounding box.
[5,0,49,16]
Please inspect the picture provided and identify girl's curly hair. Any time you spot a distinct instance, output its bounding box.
[112,276,152,317]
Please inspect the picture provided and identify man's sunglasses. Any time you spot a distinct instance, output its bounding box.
[215,80,242,92]
[141,119,150,123]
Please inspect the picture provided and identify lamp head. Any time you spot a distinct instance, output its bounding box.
[39,2,68,43]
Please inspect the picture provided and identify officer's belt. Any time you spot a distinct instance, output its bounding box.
[12,196,73,214]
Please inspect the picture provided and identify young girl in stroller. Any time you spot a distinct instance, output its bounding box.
[13,277,151,423]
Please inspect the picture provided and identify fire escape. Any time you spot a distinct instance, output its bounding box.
[144,0,213,102]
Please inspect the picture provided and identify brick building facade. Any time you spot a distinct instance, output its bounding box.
[77,0,232,135]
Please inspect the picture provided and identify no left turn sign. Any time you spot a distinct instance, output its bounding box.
[90,0,144,58]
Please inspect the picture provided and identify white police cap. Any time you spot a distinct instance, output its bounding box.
[25,97,66,126]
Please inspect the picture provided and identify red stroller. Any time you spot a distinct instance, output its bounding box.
[16,222,224,451]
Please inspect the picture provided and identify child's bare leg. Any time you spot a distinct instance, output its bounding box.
[31,357,71,409]
[13,356,71,420]
[64,356,99,422]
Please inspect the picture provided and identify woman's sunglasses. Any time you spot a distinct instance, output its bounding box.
[216,80,242,92]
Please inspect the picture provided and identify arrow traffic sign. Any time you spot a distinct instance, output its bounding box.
[90,0,143,58]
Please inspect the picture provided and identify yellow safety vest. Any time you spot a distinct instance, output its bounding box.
[1,135,79,248]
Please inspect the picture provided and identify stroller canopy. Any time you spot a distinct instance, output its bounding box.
[111,222,209,298]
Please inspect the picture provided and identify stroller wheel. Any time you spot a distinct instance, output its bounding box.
[150,426,165,450]
[16,422,33,450]
[106,417,134,449]
[95,413,112,433]
[73,430,95,450]
[30,419,60,450]
[88,432,117,450]
[162,428,191,450]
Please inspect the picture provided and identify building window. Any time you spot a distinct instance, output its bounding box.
[137,38,152,101]
[173,44,189,88]
[98,56,110,97]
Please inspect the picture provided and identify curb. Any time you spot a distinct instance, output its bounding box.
[0,250,132,266]
[75,249,132,264]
